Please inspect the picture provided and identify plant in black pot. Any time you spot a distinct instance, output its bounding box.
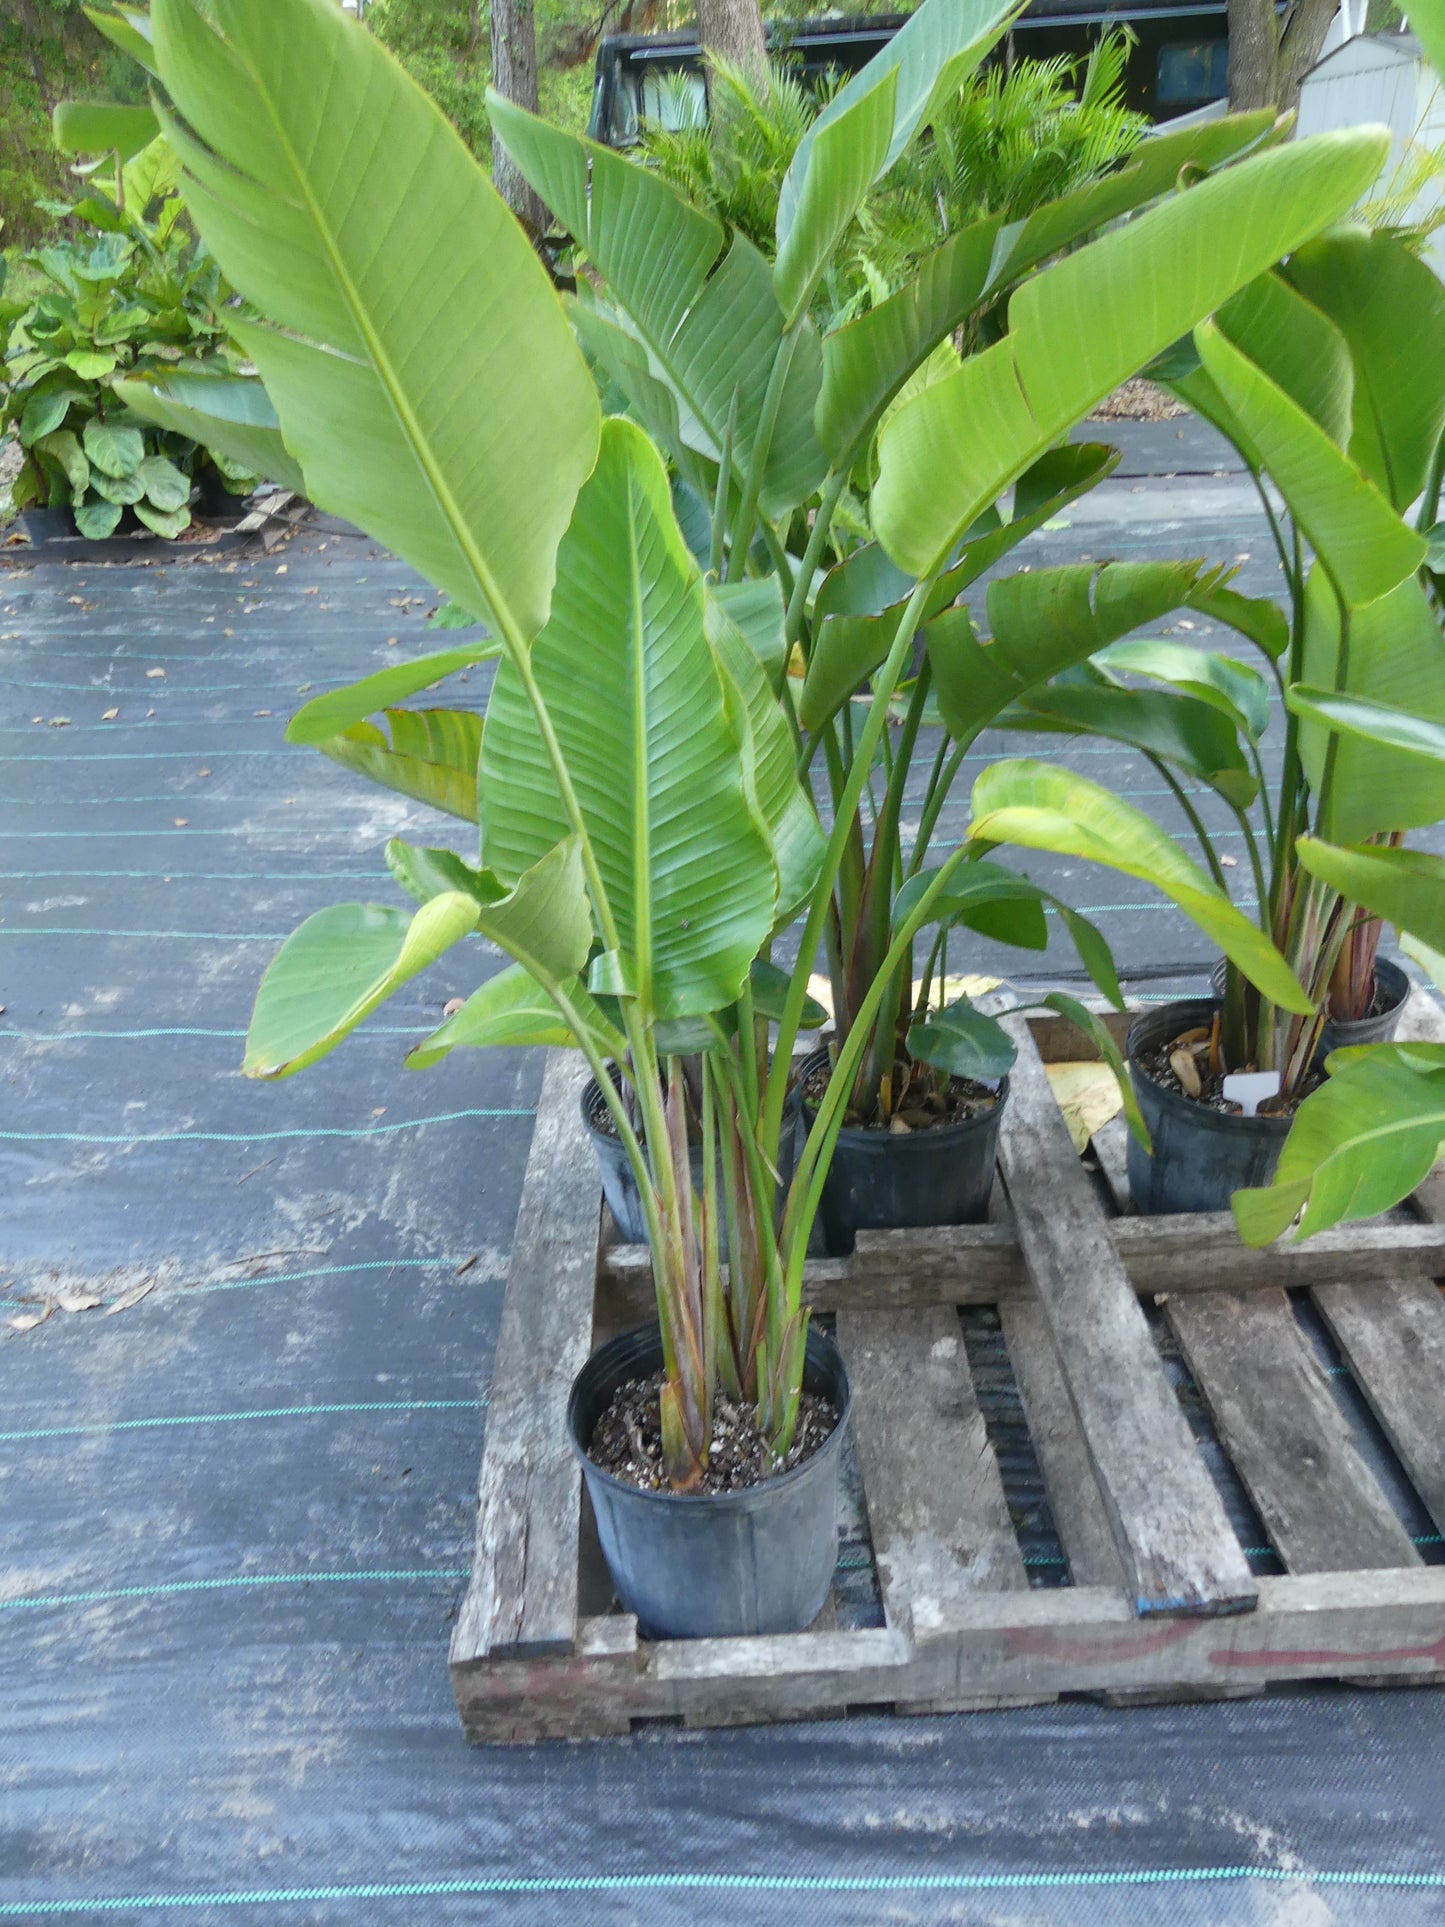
[148,0,1400,1636]
[488,12,1391,1251]
[957,222,1445,1212]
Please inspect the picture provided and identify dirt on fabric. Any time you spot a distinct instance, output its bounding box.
[589,1374,838,1494]
[1090,377,1187,422]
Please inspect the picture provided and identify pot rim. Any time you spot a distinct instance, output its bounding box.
[567,1320,852,1510]
[1127,995,1300,1136]
[795,1043,1008,1145]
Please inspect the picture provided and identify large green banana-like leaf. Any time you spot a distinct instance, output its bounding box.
[1215,270,1354,446]
[984,112,1280,296]
[815,113,1276,467]
[871,128,1390,575]
[774,69,897,329]
[152,0,599,647]
[383,839,503,907]
[245,891,480,1078]
[287,647,496,747]
[1295,840,1445,952]
[1196,321,1426,609]
[1095,641,1271,743]
[245,838,594,1077]
[489,98,825,518]
[1234,1042,1445,1244]
[801,445,1116,732]
[115,370,305,495]
[708,579,787,689]
[319,708,483,823]
[1297,574,1445,843]
[707,593,824,925]
[83,3,155,69]
[929,558,1247,742]
[1287,686,1445,765]
[569,297,715,503]
[1285,233,1445,513]
[816,216,1002,464]
[780,0,1022,241]
[1012,678,1258,810]
[53,99,159,158]
[406,960,627,1069]
[969,759,1314,1012]
[480,418,776,1020]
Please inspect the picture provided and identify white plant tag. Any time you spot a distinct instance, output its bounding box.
[1221,1071,1281,1117]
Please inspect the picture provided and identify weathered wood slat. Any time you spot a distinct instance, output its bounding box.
[838,1307,1027,1638]
[996,1014,1256,1617]
[1312,1280,1445,1540]
[999,1298,1126,1591]
[450,1567,1445,1741]
[1168,1289,1420,1573]
[598,1214,1445,1311]
[449,1051,602,1664]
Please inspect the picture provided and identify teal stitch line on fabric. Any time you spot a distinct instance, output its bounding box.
[0,1108,533,1144]
[3,1868,1444,1912]
[0,871,393,883]
[0,1397,486,1444]
[0,1568,471,1614]
[0,929,292,941]
[183,1257,474,1296]
[1,1026,426,1041]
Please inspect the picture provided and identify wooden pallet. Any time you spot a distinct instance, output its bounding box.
[450,995,1445,1743]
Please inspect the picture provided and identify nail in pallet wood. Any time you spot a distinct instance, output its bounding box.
[450,994,1445,1743]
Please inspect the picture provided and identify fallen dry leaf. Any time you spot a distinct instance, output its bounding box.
[56,1293,103,1313]
[146,666,166,679]
[7,1303,52,1333]
[1045,1061,1125,1155]
[253,709,272,718]
[104,1279,155,1315]
[442,996,465,1018]
[101,707,118,721]
[275,563,288,575]
[48,717,70,727]
[1170,1047,1203,1098]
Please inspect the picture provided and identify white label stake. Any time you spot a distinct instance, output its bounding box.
[1221,1071,1282,1117]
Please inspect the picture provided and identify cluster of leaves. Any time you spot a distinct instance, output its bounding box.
[1,139,256,536]
[641,32,1150,325]
[859,30,1149,283]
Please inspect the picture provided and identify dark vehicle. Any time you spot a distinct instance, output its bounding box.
[586,2,1229,145]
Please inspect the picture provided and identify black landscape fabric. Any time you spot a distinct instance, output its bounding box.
[4,466,1445,1925]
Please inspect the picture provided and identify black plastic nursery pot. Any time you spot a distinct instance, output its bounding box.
[1320,955,1411,1050]
[582,1074,718,1247]
[582,1072,805,1253]
[567,1321,852,1640]
[1126,997,1300,1217]
[1211,955,1410,1052]
[797,1046,1008,1256]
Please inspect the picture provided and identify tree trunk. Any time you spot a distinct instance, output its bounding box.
[1228,0,1337,115]
[491,0,548,235]
[696,0,767,87]
[1276,0,1340,115]
[1227,0,1281,110]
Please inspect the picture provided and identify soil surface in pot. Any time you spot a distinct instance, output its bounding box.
[589,1375,838,1494]
[1138,1021,1320,1117]
[800,1059,998,1132]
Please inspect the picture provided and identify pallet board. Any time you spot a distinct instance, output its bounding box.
[450,994,1445,1743]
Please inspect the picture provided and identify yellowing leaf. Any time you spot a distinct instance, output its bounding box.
[1046,1059,1124,1153]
